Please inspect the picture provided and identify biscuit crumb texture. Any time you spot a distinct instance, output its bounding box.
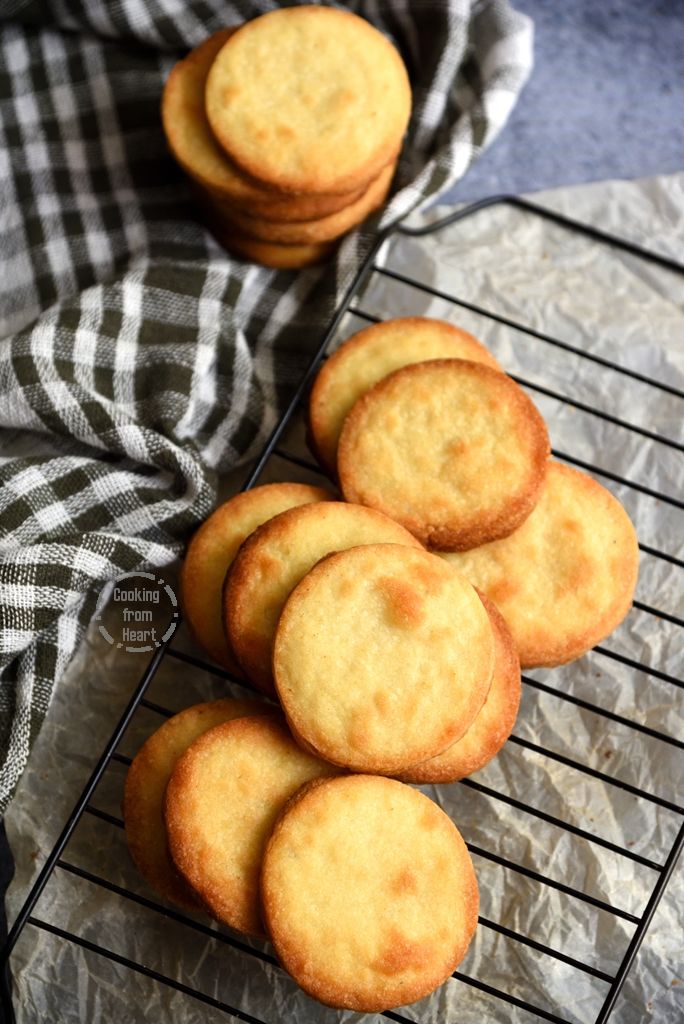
[308,317,501,475]
[397,593,521,783]
[224,501,422,694]
[123,698,272,909]
[162,28,371,220]
[205,7,411,194]
[180,482,331,669]
[274,544,494,772]
[338,359,550,551]
[442,462,639,666]
[262,775,479,1010]
[164,716,336,935]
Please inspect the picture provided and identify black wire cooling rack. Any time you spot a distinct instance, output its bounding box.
[2,197,683,1024]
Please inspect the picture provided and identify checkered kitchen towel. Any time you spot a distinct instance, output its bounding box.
[0,0,533,811]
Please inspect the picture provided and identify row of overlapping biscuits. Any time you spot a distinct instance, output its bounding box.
[124,316,639,1011]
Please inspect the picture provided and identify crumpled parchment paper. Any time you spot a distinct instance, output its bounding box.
[4,172,683,1024]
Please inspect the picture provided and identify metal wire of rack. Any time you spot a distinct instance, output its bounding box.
[1,197,683,1024]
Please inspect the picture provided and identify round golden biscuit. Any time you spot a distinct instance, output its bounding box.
[441,462,640,667]
[162,30,368,221]
[261,774,479,1011]
[338,359,550,551]
[123,698,272,910]
[180,483,332,671]
[164,715,337,936]
[224,501,423,696]
[397,593,520,783]
[211,222,337,268]
[273,544,494,773]
[205,7,412,195]
[203,175,367,223]
[308,317,502,476]
[214,161,395,245]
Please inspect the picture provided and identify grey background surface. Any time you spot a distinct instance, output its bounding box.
[443,0,684,205]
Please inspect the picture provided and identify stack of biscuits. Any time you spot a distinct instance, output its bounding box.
[162,6,412,269]
[124,316,639,1011]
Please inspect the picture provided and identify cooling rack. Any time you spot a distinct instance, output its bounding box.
[2,196,683,1024]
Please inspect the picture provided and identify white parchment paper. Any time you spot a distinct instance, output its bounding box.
[4,173,684,1024]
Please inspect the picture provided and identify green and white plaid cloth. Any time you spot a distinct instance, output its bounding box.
[0,0,533,812]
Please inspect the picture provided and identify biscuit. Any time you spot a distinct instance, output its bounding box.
[205,7,411,195]
[210,221,337,268]
[180,483,332,672]
[261,774,479,1011]
[441,462,640,667]
[273,544,494,773]
[123,698,272,910]
[338,359,550,551]
[213,161,395,245]
[308,317,502,476]
[397,593,520,783]
[164,715,337,935]
[203,176,367,223]
[224,501,423,695]
[162,30,367,221]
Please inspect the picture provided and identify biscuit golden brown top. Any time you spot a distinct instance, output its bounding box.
[123,698,272,909]
[261,774,479,1011]
[162,28,370,221]
[273,543,494,772]
[308,317,502,476]
[397,592,521,783]
[224,500,422,695]
[442,462,640,667]
[164,714,336,936]
[338,358,550,551]
[180,482,332,670]
[205,7,412,195]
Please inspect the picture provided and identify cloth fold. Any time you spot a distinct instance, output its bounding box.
[0,0,533,812]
